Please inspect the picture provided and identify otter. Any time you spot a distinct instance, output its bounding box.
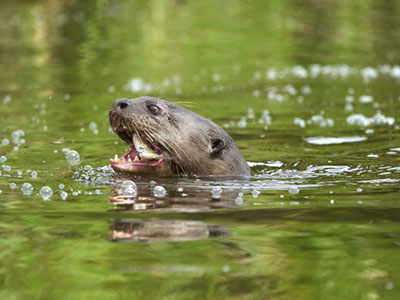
[109,96,251,177]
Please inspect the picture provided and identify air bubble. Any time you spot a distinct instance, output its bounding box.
[123,187,137,197]
[59,191,68,200]
[251,190,260,198]
[65,150,80,166]
[153,185,166,198]
[210,186,222,199]
[21,183,34,195]
[39,186,53,200]
[288,186,300,194]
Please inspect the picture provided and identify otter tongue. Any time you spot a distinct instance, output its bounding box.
[132,134,162,159]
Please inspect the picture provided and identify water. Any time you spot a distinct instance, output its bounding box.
[1,1,400,299]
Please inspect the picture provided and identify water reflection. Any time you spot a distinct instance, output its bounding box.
[110,218,230,243]
[109,179,243,212]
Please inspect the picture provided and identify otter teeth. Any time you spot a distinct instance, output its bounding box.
[111,154,121,164]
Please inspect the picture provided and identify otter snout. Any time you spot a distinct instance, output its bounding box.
[112,98,132,112]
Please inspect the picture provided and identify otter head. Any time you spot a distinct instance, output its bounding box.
[109,96,251,177]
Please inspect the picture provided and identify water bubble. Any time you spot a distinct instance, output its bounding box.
[288,186,300,194]
[0,190,2,194]
[153,185,167,198]
[149,180,157,186]
[247,108,255,119]
[235,196,243,205]
[39,186,53,200]
[357,188,363,193]
[2,138,10,145]
[330,199,335,204]
[95,189,102,195]
[210,186,223,199]
[72,192,78,196]
[177,187,184,192]
[21,183,34,195]
[0,155,7,163]
[13,146,19,151]
[294,118,306,128]
[251,190,260,198]
[2,165,11,171]
[222,265,231,273]
[65,150,80,166]
[3,94,12,104]
[121,180,137,189]
[60,191,68,200]
[83,165,92,171]
[89,122,97,130]
[359,95,373,103]
[123,187,137,198]
[10,183,16,189]
[237,117,247,128]
[58,184,65,189]
[31,171,38,178]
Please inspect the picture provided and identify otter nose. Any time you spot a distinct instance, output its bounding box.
[113,98,129,111]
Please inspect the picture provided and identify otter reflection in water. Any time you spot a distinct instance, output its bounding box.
[110,219,230,243]
[109,96,250,177]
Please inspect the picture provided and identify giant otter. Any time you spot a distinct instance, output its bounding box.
[109,96,251,177]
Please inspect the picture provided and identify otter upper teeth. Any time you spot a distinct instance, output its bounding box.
[141,150,162,160]
[133,156,140,162]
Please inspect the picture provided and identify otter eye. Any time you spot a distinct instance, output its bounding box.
[146,104,161,114]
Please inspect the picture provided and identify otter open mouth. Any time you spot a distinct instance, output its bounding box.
[110,124,165,172]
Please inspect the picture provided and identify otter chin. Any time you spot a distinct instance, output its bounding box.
[109,96,251,177]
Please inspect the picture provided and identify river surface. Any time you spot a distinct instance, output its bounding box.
[1,1,400,299]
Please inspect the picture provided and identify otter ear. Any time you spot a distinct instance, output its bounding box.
[209,138,225,156]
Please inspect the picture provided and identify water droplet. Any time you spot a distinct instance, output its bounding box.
[31,171,38,178]
[177,187,184,192]
[153,185,166,198]
[39,186,53,200]
[0,155,7,163]
[58,184,65,189]
[2,165,11,171]
[21,183,34,195]
[65,150,80,166]
[251,190,260,198]
[10,183,16,189]
[95,189,102,195]
[357,188,363,193]
[2,138,10,145]
[210,186,222,199]
[288,186,299,194]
